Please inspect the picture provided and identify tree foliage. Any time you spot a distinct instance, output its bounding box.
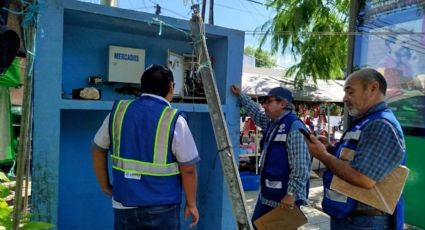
[260,0,349,89]
[244,46,277,68]
[0,172,54,230]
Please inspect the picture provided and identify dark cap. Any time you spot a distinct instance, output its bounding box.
[258,87,294,103]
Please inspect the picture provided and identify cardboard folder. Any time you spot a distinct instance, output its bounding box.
[253,206,307,230]
[330,165,409,214]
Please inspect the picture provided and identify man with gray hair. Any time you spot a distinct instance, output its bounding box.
[306,68,406,229]
[230,85,311,228]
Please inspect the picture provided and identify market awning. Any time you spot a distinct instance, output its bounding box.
[242,67,345,102]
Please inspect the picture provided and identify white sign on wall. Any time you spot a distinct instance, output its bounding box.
[108,45,145,84]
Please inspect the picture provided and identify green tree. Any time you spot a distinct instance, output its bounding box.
[0,172,54,230]
[259,0,349,89]
[244,46,277,68]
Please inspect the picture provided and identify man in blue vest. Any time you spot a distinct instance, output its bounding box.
[92,64,200,229]
[306,68,406,229]
[230,85,311,228]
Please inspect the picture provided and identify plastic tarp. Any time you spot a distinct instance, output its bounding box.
[242,67,345,102]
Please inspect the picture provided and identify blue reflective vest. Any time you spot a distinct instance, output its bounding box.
[260,113,307,203]
[322,108,405,229]
[109,96,182,206]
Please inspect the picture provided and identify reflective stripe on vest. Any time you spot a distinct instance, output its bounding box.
[154,107,178,164]
[111,155,179,176]
[324,188,348,203]
[112,100,133,157]
[111,101,180,176]
[259,194,280,208]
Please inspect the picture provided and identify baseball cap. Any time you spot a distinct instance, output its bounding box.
[258,87,294,103]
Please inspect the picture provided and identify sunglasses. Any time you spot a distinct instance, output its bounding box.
[259,98,281,105]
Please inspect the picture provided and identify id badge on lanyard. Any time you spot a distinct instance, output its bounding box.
[259,124,278,170]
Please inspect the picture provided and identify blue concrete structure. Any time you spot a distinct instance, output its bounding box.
[32,1,244,229]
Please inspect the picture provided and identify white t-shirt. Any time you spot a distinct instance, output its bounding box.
[93,94,200,208]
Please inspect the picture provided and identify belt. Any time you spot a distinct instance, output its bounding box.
[353,209,387,216]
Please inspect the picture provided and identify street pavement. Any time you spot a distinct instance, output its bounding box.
[244,173,423,230]
[244,177,330,230]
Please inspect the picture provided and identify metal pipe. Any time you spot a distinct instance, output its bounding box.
[100,0,117,7]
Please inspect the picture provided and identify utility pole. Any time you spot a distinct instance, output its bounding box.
[208,0,214,25]
[201,0,206,21]
[155,4,161,15]
[190,11,252,230]
[343,0,360,130]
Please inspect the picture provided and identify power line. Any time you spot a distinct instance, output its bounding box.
[161,6,191,19]
[133,5,155,11]
[215,2,268,17]
[237,0,264,22]
[244,0,266,5]
[244,31,425,35]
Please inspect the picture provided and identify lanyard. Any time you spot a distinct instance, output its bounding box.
[259,122,279,170]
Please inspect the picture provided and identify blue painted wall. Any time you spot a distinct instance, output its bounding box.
[33,1,244,229]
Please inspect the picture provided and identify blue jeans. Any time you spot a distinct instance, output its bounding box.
[251,199,274,229]
[114,204,180,230]
[331,215,394,230]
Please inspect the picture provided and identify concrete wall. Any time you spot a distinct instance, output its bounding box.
[32,1,244,229]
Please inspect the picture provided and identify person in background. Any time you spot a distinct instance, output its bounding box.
[304,115,315,133]
[243,117,257,136]
[92,64,200,229]
[231,85,311,228]
[305,68,406,230]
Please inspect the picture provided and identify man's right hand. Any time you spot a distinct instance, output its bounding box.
[102,184,113,197]
[230,85,241,96]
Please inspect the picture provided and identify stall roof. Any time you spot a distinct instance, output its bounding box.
[242,67,345,102]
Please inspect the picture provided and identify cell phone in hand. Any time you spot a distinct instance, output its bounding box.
[299,128,313,142]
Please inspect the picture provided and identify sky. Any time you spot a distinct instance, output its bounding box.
[82,0,296,68]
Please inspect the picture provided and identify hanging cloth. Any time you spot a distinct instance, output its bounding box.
[0,58,21,87]
[0,58,21,162]
[0,87,13,161]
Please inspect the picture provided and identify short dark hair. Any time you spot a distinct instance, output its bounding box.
[356,68,387,96]
[140,64,174,97]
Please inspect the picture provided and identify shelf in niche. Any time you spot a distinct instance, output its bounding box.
[173,103,209,112]
[173,103,228,113]
[60,99,113,110]
[59,99,227,113]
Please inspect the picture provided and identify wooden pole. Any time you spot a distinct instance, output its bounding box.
[12,1,36,229]
[190,13,252,230]
[201,0,206,22]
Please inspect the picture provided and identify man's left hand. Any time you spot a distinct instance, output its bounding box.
[305,135,328,160]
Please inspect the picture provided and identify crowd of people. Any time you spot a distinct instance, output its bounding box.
[240,102,344,150]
